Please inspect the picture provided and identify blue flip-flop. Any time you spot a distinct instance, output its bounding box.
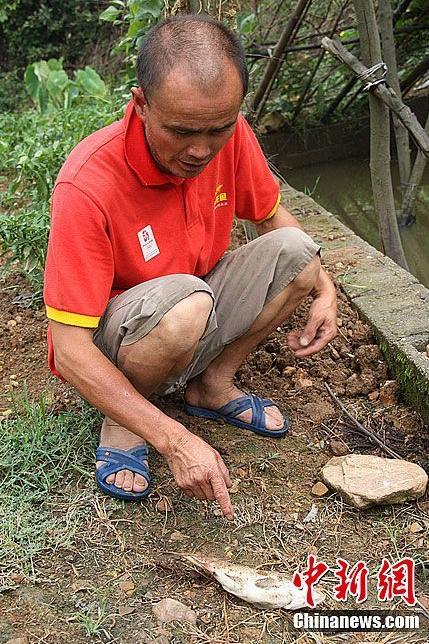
[95,444,151,501]
[184,393,290,438]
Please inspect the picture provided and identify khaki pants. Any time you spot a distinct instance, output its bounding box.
[93,227,320,394]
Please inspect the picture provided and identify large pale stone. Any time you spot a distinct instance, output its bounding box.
[320,454,428,509]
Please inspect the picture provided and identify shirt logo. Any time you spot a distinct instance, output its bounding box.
[214,184,228,210]
[137,224,160,262]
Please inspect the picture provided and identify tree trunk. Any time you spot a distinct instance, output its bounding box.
[399,109,429,226]
[249,0,312,122]
[352,0,409,270]
[379,0,411,202]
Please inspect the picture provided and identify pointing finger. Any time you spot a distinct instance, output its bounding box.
[211,474,234,520]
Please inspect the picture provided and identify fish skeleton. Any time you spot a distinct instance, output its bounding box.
[181,553,324,610]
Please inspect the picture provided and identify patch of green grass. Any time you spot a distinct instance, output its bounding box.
[0,391,100,576]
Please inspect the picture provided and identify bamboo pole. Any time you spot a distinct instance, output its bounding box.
[399,110,429,226]
[379,0,411,200]
[321,37,429,156]
[351,0,408,270]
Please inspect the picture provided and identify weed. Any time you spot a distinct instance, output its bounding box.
[0,389,100,575]
[256,451,281,472]
[76,595,111,638]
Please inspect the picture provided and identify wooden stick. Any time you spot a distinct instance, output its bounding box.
[324,382,402,459]
[321,36,429,157]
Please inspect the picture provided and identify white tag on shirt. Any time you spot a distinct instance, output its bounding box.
[137,224,160,261]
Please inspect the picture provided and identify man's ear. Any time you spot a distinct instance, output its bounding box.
[131,87,148,123]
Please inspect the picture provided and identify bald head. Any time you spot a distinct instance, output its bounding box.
[136,14,248,100]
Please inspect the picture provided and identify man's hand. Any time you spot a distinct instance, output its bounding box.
[165,431,234,520]
[287,268,337,357]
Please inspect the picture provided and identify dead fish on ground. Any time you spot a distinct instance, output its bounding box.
[180,553,324,609]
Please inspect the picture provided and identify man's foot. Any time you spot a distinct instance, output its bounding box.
[184,377,285,432]
[96,417,149,493]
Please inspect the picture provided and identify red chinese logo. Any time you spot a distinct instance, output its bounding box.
[333,558,369,603]
[377,557,416,606]
[292,554,329,608]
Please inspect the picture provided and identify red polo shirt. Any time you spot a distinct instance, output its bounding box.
[44,101,280,377]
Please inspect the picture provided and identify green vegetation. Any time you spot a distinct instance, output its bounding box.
[24,59,108,114]
[0,391,99,574]
[0,97,123,288]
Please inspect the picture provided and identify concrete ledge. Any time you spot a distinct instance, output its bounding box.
[281,183,429,425]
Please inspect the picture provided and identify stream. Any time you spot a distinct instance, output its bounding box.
[280,157,429,288]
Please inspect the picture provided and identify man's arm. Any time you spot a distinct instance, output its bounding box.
[254,202,338,356]
[50,321,234,518]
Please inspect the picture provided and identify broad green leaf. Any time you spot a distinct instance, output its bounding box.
[24,64,39,103]
[47,58,63,71]
[64,83,80,109]
[75,67,107,98]
[127,18,144,38]
[47,70,70,107]
[33,61,50,84]
[38,85,49,115]
[237,12,256,35]
[99,5,120,21]
[140,0,163,19]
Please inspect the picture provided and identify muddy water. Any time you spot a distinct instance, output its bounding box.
[282,157,429,288]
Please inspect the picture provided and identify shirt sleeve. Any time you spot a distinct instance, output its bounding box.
[234,114,281,223]
[43,181,114,327]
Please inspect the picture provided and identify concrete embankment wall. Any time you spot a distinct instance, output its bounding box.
[282,183,429,425]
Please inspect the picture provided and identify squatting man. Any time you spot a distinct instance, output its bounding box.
[44,14,337,519]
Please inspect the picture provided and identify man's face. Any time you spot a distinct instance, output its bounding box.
[132,64,244,178]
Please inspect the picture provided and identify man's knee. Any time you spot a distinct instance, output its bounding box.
[268,227,321,294]
[292,254,320,294]
[158,290,214,354]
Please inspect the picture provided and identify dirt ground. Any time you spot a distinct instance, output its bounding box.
[1,241,429,643]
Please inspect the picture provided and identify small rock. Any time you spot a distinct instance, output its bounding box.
[335,261,344,269]
[71,579,93,593]
[9,374,17,380]
[320,454,428,509]
[15,315,22,323]
[420,594,429,609]
[311,482,328,497]
[409,522,424,533]
[294,370,313,389]
[330,346,340,360]
[119,580,136,595]
[337,318,343,327]
[6,639,28,644]
[152,598,197,625]
[368,390,379,401]
[283,366,297,377]
[118,605,136,617]
[236,467,246,478]
[330,440,349,456]
[169,531,188,542]
[303,399,335,423]
[7,320,17,329]
[379,380,399,406]
[156,497,173,513]
[10,380,19,388]
[229,480,240,494]
[9,572,25,584]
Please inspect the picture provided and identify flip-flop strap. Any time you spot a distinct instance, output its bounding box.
[96,446,150,482]
[216,394,277,430]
